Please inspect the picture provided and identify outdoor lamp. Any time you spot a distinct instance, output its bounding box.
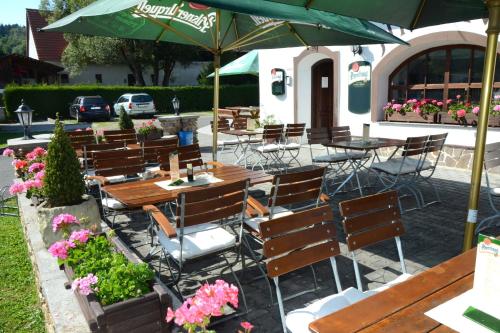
[172,96,180,116]
[15,99,34,140]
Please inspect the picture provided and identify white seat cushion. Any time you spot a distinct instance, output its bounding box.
[101,197,126,210]
[217,139,240,146]
[372,158,421,175]
[138,166,160,178]
[244,206,293,232]
[87,170,127,184]
[285,287,367,333]
[279,143,301,150]
[363,273,413,297]
[312,151,368,163]
[158,223,236,262]
[255,144,279,153]
[490,187,500,196]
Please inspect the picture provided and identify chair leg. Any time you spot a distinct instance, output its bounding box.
[395,236,406,274]
[351,251,363,291]
[273,277,287,333]
[476,214,500,234]
[330,257,342,293]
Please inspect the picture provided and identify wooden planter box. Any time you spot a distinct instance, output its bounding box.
[439,112,477,126]
[137,130,163,142]
[62,234,172,333]
[386,112,436,123]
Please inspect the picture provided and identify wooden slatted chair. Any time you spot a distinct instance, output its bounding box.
[67,130,96,158]
[371,135,428,211]
[82,141,125,173]
[477,141,500,233]
[157,144,217,172]
[261,206,368,333]
[251,124,284,171]
[279,123,305,169]
[212,119,240,159]
[339,191,412,295]
[141,137,178,164]
[103,129,137,144]
[143,179,250,307]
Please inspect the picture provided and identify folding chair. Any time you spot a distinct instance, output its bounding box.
[0,186,18,217]
[251,124,284,171]
[414,133,448,207]
[280,123,305,170]
[261,206,368,333]
[339,191,412,294]
[141,137,178,165]
[371,135,428,211]
[477,141,500,234]
[103,129,137,144]
[82,141,125,174]
[212,119,240,160]
[143,179,250,310]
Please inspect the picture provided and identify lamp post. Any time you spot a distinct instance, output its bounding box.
[15,100,34,140]
[172,96,180,116]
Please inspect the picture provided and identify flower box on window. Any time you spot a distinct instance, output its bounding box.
[439,112,477,126]
[386,112,436,123]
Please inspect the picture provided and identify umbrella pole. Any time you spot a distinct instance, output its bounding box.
[212,9,221,162]
[463,0,500,251]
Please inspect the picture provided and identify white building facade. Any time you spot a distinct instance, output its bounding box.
[258,19,500,150]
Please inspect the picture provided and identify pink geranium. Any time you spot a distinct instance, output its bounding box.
[392,104,402,112]
[71,274,98,296]
[28,162,45,173]
[26,147,47,161]
[472,106,480,115]
[48,240,75,260]
[9,182,25,195]
[446,99,452,104]
[35,170,45,180]
[69,229,91,244]
[2,148,14,157]
[52,213,80,232]
[456,94,462,100]
[437,101,444,106]
[241,322,254,332]
[494,105,500,112]
[23,179,43,190]
[456,109,467,118]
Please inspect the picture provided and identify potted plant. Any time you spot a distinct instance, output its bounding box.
[118,106,134,130]
[137,119,163,141]
[246,108,260,130]
[468,99,500,127]
[439,95,475,126]
[48,225,172,333]
[37,116,101,247]
[384,99,440,123]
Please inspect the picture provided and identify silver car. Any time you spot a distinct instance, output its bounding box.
[113,93,156,116]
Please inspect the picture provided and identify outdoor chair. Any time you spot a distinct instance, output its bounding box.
[251,124,284,171]
[477,141,500,233]
[261,206,368,333]
[212,119,240,159]
[339,191,412,294]
[82,141,125,173]
[103,129,137,144]
[67,130,96,158]
[143,179,250,309]
[141,137,178,164]
[279,123,305,169]
[371,135,428,211]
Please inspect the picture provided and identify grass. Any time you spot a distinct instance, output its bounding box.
[0,198,46,333]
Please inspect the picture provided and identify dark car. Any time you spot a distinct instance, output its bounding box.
[69,96,111,122]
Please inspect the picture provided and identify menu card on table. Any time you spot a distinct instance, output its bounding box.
[169,151,180,181]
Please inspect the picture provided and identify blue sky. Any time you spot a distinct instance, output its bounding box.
[0,0,41,25]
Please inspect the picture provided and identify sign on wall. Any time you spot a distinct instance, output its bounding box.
[348,61,371,114]
[271,68,286,96]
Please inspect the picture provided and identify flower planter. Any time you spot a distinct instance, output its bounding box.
[62,234,172,333]
[386,112,436,123]
[37,194,101,248]
[137,130,163,142]
[438,112,477,126]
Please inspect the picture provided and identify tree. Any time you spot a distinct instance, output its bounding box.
[118,107,134,130]
[0,24,26,57]
[44,116,85,207]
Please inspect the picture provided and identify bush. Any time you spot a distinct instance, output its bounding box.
[118,106,134,130]
[43,116,85,206]
[2,84,259,120]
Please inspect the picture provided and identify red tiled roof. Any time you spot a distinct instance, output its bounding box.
[26,9,67,62]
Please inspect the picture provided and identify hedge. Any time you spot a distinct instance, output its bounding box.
[2,84,259,120]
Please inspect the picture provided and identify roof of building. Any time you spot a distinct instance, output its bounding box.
[26,9,67,62]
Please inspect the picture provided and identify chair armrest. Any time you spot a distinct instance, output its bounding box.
[153,169,170,177]
[206,161,224,168]
[247,196,269,216]
[143,205,177,238]
[319,193,330,203]
[245,205,259,218]
[86,175,109,185]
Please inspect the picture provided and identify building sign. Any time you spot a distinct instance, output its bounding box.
[348,61,371,114]
[271,68,285,96]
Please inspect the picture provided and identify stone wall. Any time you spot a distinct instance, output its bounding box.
[157,115,199,143]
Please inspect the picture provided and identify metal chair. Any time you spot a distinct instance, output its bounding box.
[261,206,368,333]
[280,123,305,170]
[143,179,250,310]
[212,119,240,160]
[82,141,125,174]
[0,186,18,217]
[251,124,284,171]
[477,141,500,234]
[338,191,411,294]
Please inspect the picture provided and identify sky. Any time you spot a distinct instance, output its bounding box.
[0,0,41,25]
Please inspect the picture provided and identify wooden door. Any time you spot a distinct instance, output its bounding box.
[311,59,334,128]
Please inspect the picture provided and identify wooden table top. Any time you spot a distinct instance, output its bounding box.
[324,137,406,151]
[219,129,263,136]
[102,165,272,208]
[309,249,476,333]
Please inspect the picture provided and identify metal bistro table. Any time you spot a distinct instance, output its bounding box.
[219,128,263,168]
[323,137,405,197]
[309,249,476,333]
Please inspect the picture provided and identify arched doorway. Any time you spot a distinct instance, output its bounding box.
[311,59,334,128]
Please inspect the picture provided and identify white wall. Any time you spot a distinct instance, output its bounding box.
[258,19,498,146]
[27,27,38,60]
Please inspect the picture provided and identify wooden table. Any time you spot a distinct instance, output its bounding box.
[102,165,272,208]
[309,249,476,333]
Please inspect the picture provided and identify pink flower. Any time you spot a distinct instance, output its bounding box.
[26,147,47,161]
[494,105,500,112]
[165,308,175,323]
[447,99,452,104]
[457,109,467,118]
[2,148,14,157]
[495,94,500,100]
[48,240,72,260]
[432,99,437,104]
[52,213,79,232]
[472,106,480,115]
[85,127,92,131]
[241,322,254,331]
[392,104,402,111]
[24,179,43,190]
[437,101,443,106]
[35,170,45,180]
[28,162,45,173]
[414,107,422,115]
[72,274,98,296]
[456,95,461,100]
[9,182,25,195]
[69,229,91,244]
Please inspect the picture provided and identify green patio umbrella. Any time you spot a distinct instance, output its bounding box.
[208,50,259,77]
[195,0,498,250]
[41,0,406,162]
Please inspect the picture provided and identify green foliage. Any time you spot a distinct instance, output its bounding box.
[0,24,26,57]
[3,84,259,120]
[66,235,154,306]
[0,198,46,332]
[43,117,85,206]
[118,106,134,130]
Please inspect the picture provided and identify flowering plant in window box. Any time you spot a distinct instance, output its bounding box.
[137,119,163,141]
[384,99,440,123]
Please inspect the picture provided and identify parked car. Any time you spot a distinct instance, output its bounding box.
[69,96,111,122]
[113,93,156,117]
